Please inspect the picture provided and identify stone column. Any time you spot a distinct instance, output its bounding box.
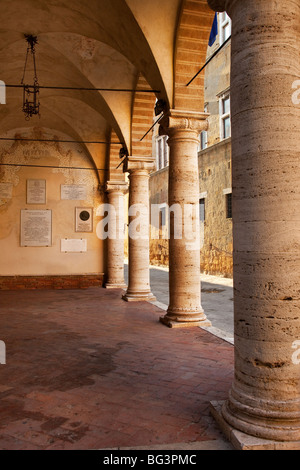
[208,0,300,447]
[122,156,156,302]
[159,110,211,328]
[105,181,128,289]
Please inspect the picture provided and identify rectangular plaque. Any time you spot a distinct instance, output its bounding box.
[21,210,52,247]
[61,239,87,253]
[27,179,46,204]
[75,207,93,232]
[0,183,13,199]
[61,185,87,201]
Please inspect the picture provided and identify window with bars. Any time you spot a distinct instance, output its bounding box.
[199,198,205,222]
[159,206,166,230]
[226,193,232,219]
[198,104,208,151]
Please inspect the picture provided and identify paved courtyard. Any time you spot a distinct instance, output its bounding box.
[126,263,234,344]
[0,286,234,450]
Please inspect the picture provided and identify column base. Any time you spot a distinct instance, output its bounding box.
[210,401,300,450]
[105,283,127,290]
[122,291,156,302]
[160,310,211,329]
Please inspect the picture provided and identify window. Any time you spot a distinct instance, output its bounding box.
[220,94,231,140]
[198,104,208,151]
[199,130,208,151]
[199,198,205,222]
[226,193,232,219]
[156,135,169,171]
[159,206,166,230]
[219,12,231,44]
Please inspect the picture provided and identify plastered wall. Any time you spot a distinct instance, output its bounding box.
[0,132,106,279]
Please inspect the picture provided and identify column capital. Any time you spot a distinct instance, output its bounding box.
[123,156,156,174]
[159,109,209,136]
[105,180,128,194]
[207,0,227,12]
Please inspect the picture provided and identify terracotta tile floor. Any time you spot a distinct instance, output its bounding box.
[0,287,234,450]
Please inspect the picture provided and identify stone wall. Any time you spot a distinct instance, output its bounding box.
[149,139,233,277]
[149,167,169,267]
[148,15,233,277]
[199,139,232,277]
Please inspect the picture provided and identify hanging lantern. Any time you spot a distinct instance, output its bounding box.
[21,35,40,120]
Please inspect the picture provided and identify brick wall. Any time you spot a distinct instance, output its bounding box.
[0,274,105,291]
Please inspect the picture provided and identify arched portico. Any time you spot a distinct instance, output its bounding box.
[208,0,300,449]
[0,0,299,450]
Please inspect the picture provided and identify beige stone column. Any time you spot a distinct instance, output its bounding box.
[208,0,300,447]
[159,110,211,328]
[122,156,156,302]
[105,181,128,289]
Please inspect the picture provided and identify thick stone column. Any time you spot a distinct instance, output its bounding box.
[159,110,211,328]
[105,181,128,289]
[208,0,300,448]
[122,156,156,302]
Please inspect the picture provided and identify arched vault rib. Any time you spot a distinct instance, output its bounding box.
[0,0,169,105]
[0,102,108,186]
[174,0,214,111]
[0,34,130,149]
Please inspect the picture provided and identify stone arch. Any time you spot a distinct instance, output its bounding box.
[174,0,215,111]
[130,74,156,157]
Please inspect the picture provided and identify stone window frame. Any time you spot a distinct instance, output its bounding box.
[219,11,231,45]
[219,91,231,141]
[199,191,207,223]
[155,135,169,171]
[223,187,232,219]
[159,203,167,229]
[198,104,208,152]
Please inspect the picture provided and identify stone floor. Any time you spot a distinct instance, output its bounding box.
[147,264,234,343]
[0,287,234,450]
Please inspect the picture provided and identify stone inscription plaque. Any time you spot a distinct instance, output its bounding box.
[61,185,87,201]
[61,238,87,253]
[27,179,46,204]
[21,210,52,247]
[75,207,93,232]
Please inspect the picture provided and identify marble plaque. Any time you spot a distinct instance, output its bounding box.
[61,184,87,201]
[27,179,46,204]
[21,210,52,247]
[75,207,93,232]
[61,238,87,253]
[0,183,13,199]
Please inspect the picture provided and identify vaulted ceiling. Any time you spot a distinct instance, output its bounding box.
[0,0,214,178]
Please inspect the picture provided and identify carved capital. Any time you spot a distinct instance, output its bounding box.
[123,156,156,174]
[207,0,226,12]
[159,109,209,137]
[105,181,128,194]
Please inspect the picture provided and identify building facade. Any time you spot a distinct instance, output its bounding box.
[150,12,233,277]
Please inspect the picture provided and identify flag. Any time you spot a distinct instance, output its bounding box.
[208,13,218,47]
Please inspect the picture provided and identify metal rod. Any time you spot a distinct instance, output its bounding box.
[0,162,107,172]
[139,113,165,142]
[186,36,231,87]
[5,84,160,93]
[116,156,128,170]
[0,137,122,145]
